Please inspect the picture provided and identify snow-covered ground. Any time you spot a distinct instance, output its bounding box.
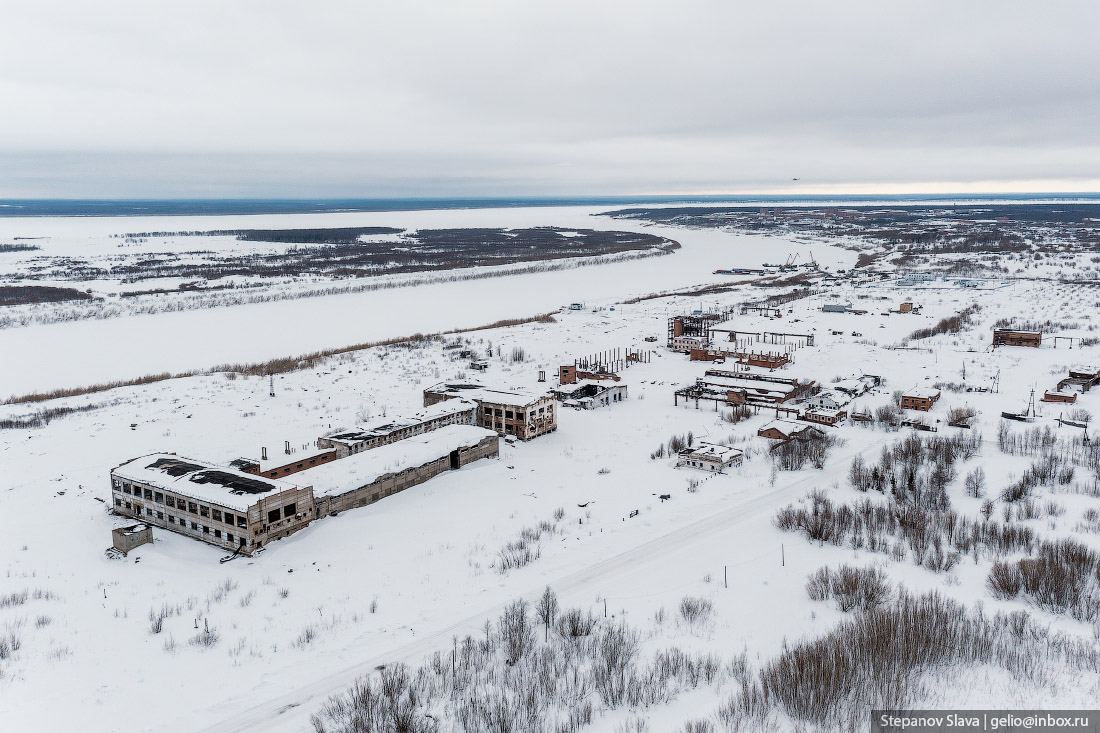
[0,206,853,398]
[2,206,1100,732]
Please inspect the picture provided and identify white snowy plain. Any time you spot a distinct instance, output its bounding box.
[1,205,1099,732]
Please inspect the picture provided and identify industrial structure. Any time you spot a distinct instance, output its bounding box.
[317,399,478,457]
[423,382,557,440]
[111,428,499,557]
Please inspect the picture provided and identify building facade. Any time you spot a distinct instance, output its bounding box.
[111,455,315,556]
[993,330,1042,348]
[675,443,743,472]
[318,399,478,457]
[900,388,941,411]
[423,383,556,440]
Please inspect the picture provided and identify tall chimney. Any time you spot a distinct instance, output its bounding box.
[285,440,291,455]
[261,446,267,461]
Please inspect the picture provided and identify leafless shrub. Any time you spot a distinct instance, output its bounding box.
[678,596,714,626]
[556,608,598,639]
[278,587,290,599]
[987,561,1023,599]
[189,627,220,649]
[805,568,833,602]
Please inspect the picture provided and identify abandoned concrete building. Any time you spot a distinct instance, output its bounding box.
[552,380,628,409]
[302,425,499,516]
[423,382,557,440]
[111,426,499,556]
[111,455,315,556]
[317,399,478,457]
[674,370,812,409]
[232,442,338,479]
[675,442,743,472]
[901,387,942,411]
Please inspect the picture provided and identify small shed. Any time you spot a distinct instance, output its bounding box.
[112,524,152,555]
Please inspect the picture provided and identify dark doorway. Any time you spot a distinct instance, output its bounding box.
[449,450,460,470]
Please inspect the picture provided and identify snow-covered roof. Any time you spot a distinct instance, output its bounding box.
[760,418,813,436]
[904,387,941,399]
[699,375,797,395]
[679,442,743,461]
[112,453,304,512]
[257,443,333,473]
[297,425,498,497]
[424,382,550,407]
[323,399,477,446]
[808,407,845,418]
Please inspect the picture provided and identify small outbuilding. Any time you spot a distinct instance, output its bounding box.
[901,387,941,411]
[676,443,743,472]
[111,523,153,555]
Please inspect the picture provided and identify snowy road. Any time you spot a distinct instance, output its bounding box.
[191,435,888,733]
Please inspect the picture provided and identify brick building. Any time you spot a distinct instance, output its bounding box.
[900,387,941,411]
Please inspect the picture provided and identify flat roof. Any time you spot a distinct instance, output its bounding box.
[905,387,941,399]
[257,443,333,472]
[760,419,813,435]
[324,399,476,446]
[113,453,303,512]
[425,382,549,407]
[699,375,797,395]
[681,442,743,460]
[296,425,498,497]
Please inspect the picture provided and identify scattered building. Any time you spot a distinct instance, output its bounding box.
[424,382,557,440]
[559,364,620,384]
[552,380,628,409]
[899,302,913,313]
[675,442,743,472]
[1043,390,1078,404]
[757,420,824,441]
[111,523,152,555]
[688,348,790,369]
[993,329,1042,348]
[900,387,941,411]
[806,389,849,411]
[667,312,726,351]
[675,370,811,409]
[822,302,852,313]
[318,399,478,457]
[1057,366,1100,393]
[804,407,847,426]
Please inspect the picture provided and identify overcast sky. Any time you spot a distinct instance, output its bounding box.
[2,0,1098,197]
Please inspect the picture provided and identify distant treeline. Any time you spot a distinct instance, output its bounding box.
[0,286,95,307]
[114,227,405,244]
[84,227,675,282]
[0,243,41,253]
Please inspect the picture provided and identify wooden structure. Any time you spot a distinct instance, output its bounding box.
[992,329,1042,348]
[1057,367,1100,393]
